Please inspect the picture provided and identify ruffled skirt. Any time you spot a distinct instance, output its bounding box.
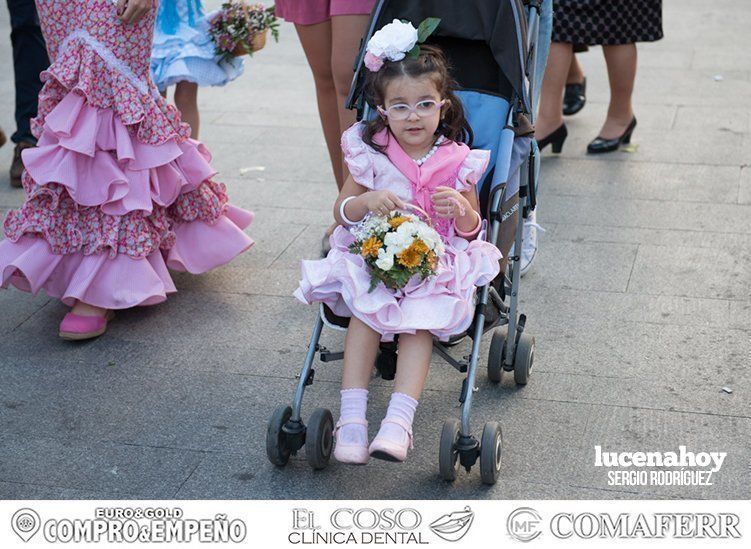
[0,33,254,309]
[151,15,244,92]
[294,226,502,342]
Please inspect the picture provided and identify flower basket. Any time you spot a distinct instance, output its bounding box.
[209,2,279,62]
[232,28,268,57]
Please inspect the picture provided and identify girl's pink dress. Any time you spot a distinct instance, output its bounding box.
[275,0,375,25]
[294,123,502,342]
[0,0,254,309]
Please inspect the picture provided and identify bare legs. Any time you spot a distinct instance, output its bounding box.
[71,301,108,317]
[342,317,433,400]
[600,43,637,139]
[174,81,200,139]
[296,22,343,191]
[536,42,573,140]
[342,316,382,389]
[331,15,371,178]
[566,54,585,85]
[537,42,637,142]
[295,16,370,237]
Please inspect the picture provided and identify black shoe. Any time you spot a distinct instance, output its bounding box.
[536,123,568,153]
[0,128,7,149]
[10,141,34,188]
[587,117,637,154]
[563,77,586,116]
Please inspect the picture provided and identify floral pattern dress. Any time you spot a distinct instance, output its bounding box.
[0,0,254,309]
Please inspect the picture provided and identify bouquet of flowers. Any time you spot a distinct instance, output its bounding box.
[350,209,445,292]
[209,1,280,61]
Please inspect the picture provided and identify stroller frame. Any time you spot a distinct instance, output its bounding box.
[266,0,542,486]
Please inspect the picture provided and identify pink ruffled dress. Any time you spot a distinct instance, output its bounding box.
[294,123,502,342]
[0,1,254,309]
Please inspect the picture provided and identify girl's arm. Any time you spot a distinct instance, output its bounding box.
[334,176,406,225]
[117,0,152,24]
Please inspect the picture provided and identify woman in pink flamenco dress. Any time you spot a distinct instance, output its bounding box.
[0,0,254,340]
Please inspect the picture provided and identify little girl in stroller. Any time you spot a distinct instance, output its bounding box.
[295,20,502,465]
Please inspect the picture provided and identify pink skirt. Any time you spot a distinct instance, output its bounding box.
[294,226,502,342]
[275,0,376,25]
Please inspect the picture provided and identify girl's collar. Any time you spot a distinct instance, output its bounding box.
[373,128,470,185]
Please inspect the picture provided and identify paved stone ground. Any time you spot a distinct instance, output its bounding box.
[0,0,749,500]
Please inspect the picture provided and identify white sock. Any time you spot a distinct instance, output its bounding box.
[378,392,418,444]
[337,388,369,446]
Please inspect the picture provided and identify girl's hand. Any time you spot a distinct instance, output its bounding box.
[117,0,152,25]
[362,190,406,216]
[431,186,471,219]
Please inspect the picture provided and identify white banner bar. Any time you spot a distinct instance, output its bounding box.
[1,500,748,548]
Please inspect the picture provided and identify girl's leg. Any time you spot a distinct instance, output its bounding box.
[566,54,585,85]
[334,316,381,463]
[535,42,573,140]
[599,43,637,139]
[295,22,344,190]
[330,15,371,187]
[174,81,200,139]
[370,330,433,461]
[71,301,108,317]
[392,331,433,399]
[342,316,381,389]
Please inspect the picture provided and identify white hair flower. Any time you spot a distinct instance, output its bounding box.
[365,19,419,69]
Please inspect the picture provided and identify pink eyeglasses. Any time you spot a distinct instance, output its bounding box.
[377,99,446,121]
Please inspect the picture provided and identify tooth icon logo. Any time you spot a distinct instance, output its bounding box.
[12,508,41,542]
[430,506,475,542]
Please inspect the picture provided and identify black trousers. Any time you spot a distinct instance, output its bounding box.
[6,0,49,144]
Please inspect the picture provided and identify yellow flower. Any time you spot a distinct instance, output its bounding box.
[397,243,423,269]
[360,236,382,258]
[388,216,410,229]
[426,251,438,269]
[411,239,429,255]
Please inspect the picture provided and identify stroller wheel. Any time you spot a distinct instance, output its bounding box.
[514,333,535,386]
[487,327,507,383]
[305,408,334,470]
[266,405,293,467]
[479,421,503,485]
[439,418,461,482]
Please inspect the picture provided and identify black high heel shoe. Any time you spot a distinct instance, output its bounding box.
[563,77,586,116]
[536,123,568,153]
[587,117,637,154]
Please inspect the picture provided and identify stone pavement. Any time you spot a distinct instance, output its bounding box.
[0,0,749,500]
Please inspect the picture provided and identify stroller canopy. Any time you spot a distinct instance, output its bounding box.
[352,0,530,112]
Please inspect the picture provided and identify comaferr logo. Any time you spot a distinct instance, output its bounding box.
[550,512,741,539]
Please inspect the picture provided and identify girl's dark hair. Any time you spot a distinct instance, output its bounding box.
[361,44,473,152]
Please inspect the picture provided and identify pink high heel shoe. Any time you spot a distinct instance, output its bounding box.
[59,310,115,341]
[333,418,370,465]
[369,417,414,462]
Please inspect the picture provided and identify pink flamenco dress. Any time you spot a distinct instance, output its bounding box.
[0,1,254,326]
[294,123,502,342]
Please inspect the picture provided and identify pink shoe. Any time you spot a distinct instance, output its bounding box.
[59,310,115,341]
[333,418,370,465]
[369,417,414,462]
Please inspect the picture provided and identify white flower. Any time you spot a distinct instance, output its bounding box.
[416,225,442,253]
[366,19,418,63]
[375,248,395,271]
[384,230,413,254]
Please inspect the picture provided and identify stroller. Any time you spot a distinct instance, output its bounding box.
[266,0,542,485]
